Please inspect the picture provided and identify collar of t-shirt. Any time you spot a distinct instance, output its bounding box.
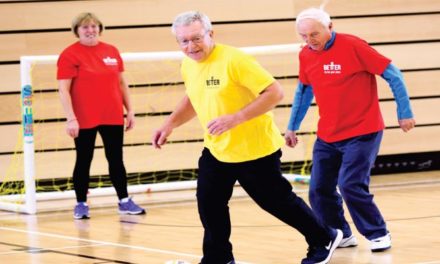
[323,31,336,50]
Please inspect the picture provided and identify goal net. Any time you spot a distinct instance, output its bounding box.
[0,43,317,214]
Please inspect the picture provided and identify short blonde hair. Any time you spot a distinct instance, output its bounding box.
[71,12,104,38]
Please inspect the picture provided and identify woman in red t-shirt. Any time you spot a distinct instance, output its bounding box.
[57,12,145,219]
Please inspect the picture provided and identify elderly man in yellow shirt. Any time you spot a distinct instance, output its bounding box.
[152,11,342,264]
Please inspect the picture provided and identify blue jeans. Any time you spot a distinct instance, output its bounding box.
[310,131,388,240]
[197,148,334,264]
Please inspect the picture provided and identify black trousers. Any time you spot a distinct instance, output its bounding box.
[197,148,333,264]
[73,125,128,202]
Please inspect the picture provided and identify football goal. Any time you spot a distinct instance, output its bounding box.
[0,43,315,214]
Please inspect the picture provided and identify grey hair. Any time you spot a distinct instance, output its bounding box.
[296,8,331,28]
[171,11,212,35]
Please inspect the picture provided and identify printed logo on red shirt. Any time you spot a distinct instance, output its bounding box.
[323,61,341,74]
[103,56,118,66]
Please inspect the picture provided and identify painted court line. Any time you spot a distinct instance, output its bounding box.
[0,243,106,255]
[0,226,201,260]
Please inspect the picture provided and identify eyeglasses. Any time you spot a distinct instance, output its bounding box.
[177,32,209,47]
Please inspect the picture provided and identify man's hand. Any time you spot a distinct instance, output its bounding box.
[207,114,242,135]
[285,130,299,148]
[152,126,172,149]
[398,118,416,132]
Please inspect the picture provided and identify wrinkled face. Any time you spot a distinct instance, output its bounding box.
[174,21,214,62]
[297,18,332,51]
[77,20,100,46]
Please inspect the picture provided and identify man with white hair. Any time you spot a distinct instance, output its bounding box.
[285,7,416,252]
[153,10,342,264]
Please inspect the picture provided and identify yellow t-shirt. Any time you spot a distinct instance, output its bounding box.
[181,44,284,162]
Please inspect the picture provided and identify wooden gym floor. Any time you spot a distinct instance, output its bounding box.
[0,171,440,264]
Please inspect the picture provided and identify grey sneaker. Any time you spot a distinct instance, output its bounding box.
[118,197,146,215]
[73,203,90,219]
[338,234,358,248]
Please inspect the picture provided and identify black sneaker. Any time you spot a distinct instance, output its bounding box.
[301,229,343,264]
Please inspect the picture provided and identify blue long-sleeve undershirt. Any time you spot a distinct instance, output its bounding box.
[287,82,313,131]
[380,64,414,120]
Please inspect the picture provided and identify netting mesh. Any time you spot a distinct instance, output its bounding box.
[0,45,316,204]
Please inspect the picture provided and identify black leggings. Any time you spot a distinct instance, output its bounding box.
[73,125,128,202]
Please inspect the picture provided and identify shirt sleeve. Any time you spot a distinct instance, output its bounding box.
[298,51,310,85]
[234,53,275,96]
[287,81,314,131]
[381,63,414,119]
[57,51,78,80]
[114,46,124,72]
[353,37,391,75]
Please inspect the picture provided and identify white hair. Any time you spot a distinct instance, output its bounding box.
[171,11,212,35]
[296,8,331,28]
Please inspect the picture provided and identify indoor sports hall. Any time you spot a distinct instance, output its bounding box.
[0,0,439,263]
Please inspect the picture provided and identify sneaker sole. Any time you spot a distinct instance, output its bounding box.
[118,210,146,215]
[371,246,391,252]
[337,235,358,248]
[338,244,358,248]
[73,215,90,220]
[338,240,358,248]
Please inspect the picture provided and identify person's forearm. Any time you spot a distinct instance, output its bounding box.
[287,82,314,131]
[235,81,284,123]
[120,74,134,113]
[381,63,414,119]
[58,79,76,120]
[163,95,197,129]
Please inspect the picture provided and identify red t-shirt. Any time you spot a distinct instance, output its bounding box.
[57,41,125,129]
[299,33,391,142]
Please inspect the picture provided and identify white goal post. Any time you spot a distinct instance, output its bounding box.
[0,43,305,214]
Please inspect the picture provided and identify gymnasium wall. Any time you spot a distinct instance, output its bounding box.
[0,0,439,183]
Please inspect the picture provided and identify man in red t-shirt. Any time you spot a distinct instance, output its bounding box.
[285,8,416,252]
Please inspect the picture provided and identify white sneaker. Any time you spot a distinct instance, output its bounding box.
[370,233,391,252]
[338,234,358,248]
